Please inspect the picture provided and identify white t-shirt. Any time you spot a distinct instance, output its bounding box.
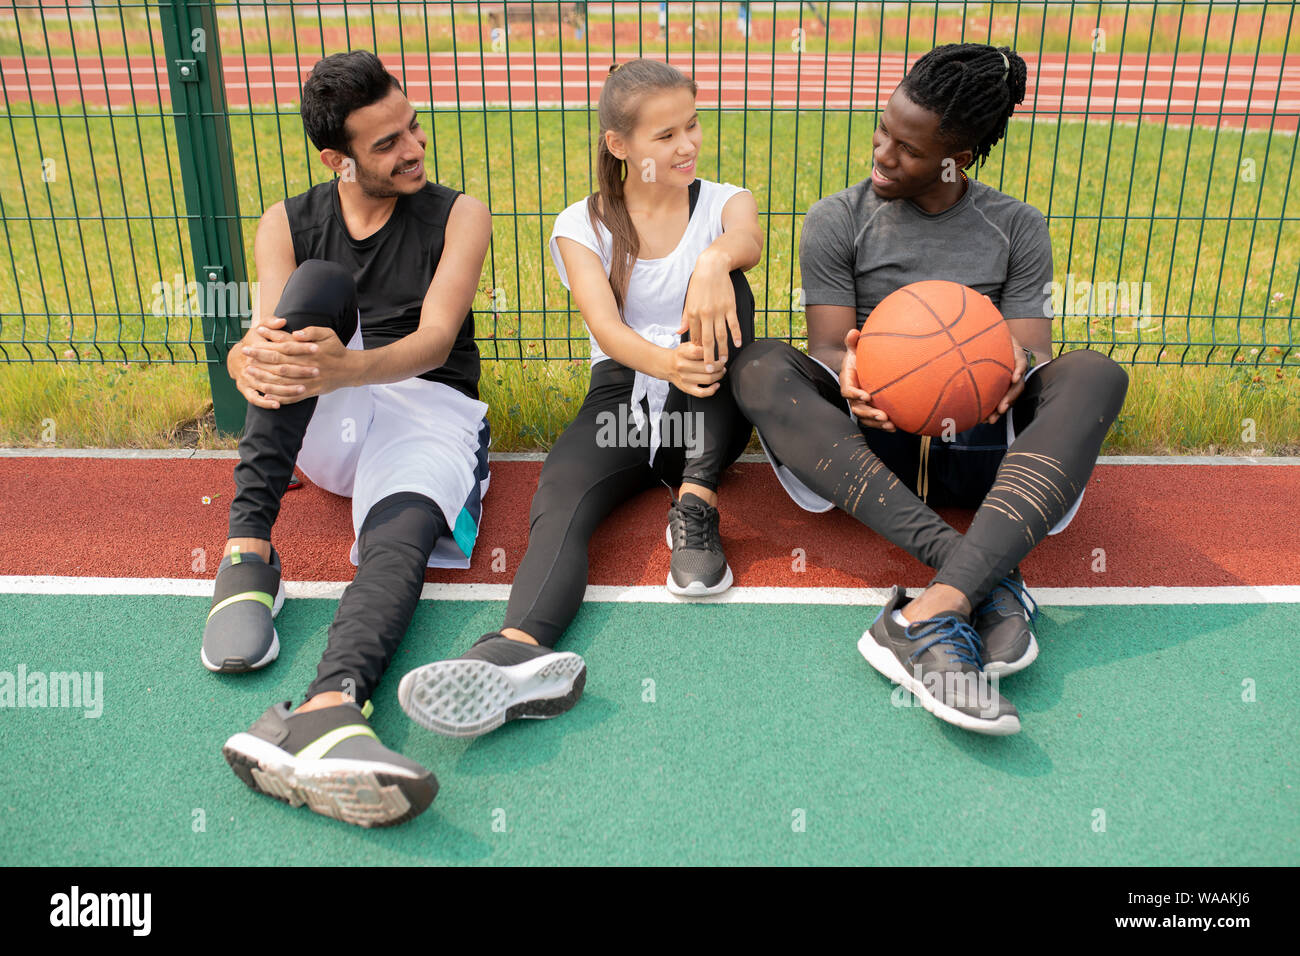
[548,178,749,366]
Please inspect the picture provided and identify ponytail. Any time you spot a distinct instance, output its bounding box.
[589,58,697,316]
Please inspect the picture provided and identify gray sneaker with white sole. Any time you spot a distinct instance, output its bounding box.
[665,492,733,597]
[858,586,1021,736]
[398,633,587,738]
[222,700,436,828]
[201,547,286,673]
[975,569,1040,677]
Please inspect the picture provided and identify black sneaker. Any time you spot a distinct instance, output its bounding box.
[664,492,733,597]
[398,633,586,738]
[222,701,436,828]
[858,586,1020,735]
[201,546,285,673]
[976,570,1040,677]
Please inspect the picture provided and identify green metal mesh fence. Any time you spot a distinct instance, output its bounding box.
[1,0,1297,386]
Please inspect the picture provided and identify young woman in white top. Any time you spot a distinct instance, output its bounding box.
[397,58,764,739]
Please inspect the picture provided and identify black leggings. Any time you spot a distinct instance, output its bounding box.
[225,259,448,705]
[730,340,1129,606]
[227,259,359,543]
[503,269,757,647]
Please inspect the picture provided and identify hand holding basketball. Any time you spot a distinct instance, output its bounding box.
[854,280,1016,436]
[985,334,1029,425]
[841,328,895,431]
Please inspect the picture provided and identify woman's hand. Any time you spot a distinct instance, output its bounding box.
[841,328,896,431]
[679,255,742,369]
[664,341,727,398]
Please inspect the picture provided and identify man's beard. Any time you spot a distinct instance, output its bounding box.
[354,160,412,199]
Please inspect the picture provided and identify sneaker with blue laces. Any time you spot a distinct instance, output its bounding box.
[858,586,1020,735]
[975,569,1040,677]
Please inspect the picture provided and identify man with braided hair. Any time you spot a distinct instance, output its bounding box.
[731,44,1128,735]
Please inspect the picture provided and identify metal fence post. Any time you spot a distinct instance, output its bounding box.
[159,0,247,434]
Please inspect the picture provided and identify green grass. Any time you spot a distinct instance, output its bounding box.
[0,362,228,448]
[1,97,1297,451]
[2,2,1298,59]
[2,356,1297,455]
[2,106,1297,361]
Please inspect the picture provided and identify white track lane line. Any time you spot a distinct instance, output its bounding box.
[1,449,1297,465]
[1,577,1297,605]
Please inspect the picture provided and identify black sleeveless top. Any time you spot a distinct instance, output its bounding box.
[283,179,480,399]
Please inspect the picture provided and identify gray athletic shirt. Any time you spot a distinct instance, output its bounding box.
[799,177,1054,326]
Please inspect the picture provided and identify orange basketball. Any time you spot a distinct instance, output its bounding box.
[855,280,1015,436]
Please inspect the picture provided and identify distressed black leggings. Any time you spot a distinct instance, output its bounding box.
[731,340,1128,606]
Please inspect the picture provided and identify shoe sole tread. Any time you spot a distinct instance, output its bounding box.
[398,654,586,738]
[222,732,435,828]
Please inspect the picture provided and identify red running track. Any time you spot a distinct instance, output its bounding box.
[4,52,1297,130]
[1,457,1296,588]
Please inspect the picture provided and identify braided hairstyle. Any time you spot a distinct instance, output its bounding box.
[591,58,697,317]
[898,44,1027,170]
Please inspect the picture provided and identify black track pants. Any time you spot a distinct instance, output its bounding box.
[223,260,446,705]
[307,491,449,704]
[226,259,359,541]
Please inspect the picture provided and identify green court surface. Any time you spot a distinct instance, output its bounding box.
[0,594,1296,866]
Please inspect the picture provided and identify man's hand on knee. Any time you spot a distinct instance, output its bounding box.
[985,333,1030,425]
[232,316,318,409]
[236,324,354,405]
[279,326,359,399]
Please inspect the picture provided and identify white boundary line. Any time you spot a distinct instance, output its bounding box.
[0,448,243,459]
[1,448,1298,465]
[1,576,1296,606]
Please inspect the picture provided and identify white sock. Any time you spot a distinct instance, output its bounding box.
[892,609,910,628]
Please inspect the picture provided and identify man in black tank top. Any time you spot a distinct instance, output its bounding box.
[205,51,493,827]
[281,172,481,399]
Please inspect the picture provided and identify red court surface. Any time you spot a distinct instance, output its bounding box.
[1,456,1295,589]
[5,52,1295,130]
